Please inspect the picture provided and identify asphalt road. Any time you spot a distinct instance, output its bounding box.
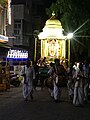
[0,85,90,120]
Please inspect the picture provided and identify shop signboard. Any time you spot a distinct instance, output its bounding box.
[7,49,28,59]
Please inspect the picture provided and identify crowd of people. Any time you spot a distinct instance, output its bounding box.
[22,59,90,107]
[67,60,90,106]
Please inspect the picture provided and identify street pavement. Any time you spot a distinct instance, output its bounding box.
[0,85,90,120]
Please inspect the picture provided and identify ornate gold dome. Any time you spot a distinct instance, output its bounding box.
[44,14,63,30]
[46,15,61,26]
[38,13,65,39]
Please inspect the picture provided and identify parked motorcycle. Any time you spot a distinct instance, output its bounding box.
[10,74,21,87]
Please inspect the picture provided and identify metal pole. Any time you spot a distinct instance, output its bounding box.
[34,37,37,62]
[68,39,70,67]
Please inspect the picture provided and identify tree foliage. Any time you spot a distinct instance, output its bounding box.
[46,0,90,61]
[0,0,5,6]
[46,0,90,32]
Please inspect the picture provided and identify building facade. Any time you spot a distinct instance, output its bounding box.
[0,0,11,60]
[11,0,48,61]
[11,1,32,60]
[10,0,59,62]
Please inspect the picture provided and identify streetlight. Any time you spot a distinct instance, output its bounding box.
[67,33,73,39]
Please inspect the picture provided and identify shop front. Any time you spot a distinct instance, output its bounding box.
[0,34,9,60]
[0,34,10,91]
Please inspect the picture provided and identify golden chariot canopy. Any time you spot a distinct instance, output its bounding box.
[38,13,66,40]
[37,13,70,66]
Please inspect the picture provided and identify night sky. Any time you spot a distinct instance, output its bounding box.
[11,0,57,20]
[11,0,57,29]
[11,0,57,7]
[45,0,57,7]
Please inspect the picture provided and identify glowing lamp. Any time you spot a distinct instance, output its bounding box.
[67,33,73,39]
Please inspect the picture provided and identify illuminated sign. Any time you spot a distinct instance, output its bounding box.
[7,49,28,59]
[0,34,8,42]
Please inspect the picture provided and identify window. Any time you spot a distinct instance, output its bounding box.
[14,20,21,35]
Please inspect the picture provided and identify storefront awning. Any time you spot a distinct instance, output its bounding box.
[0,34,8,43]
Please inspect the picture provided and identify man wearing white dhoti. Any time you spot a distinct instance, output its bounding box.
[53,59,66,102]
[47,62,54,98]
[67,75,74,102]
[73,62,84,106]
[23,60,35,101]
[82,61,88,103]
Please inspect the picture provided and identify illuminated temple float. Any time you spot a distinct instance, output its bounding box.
[38,13,70,66]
